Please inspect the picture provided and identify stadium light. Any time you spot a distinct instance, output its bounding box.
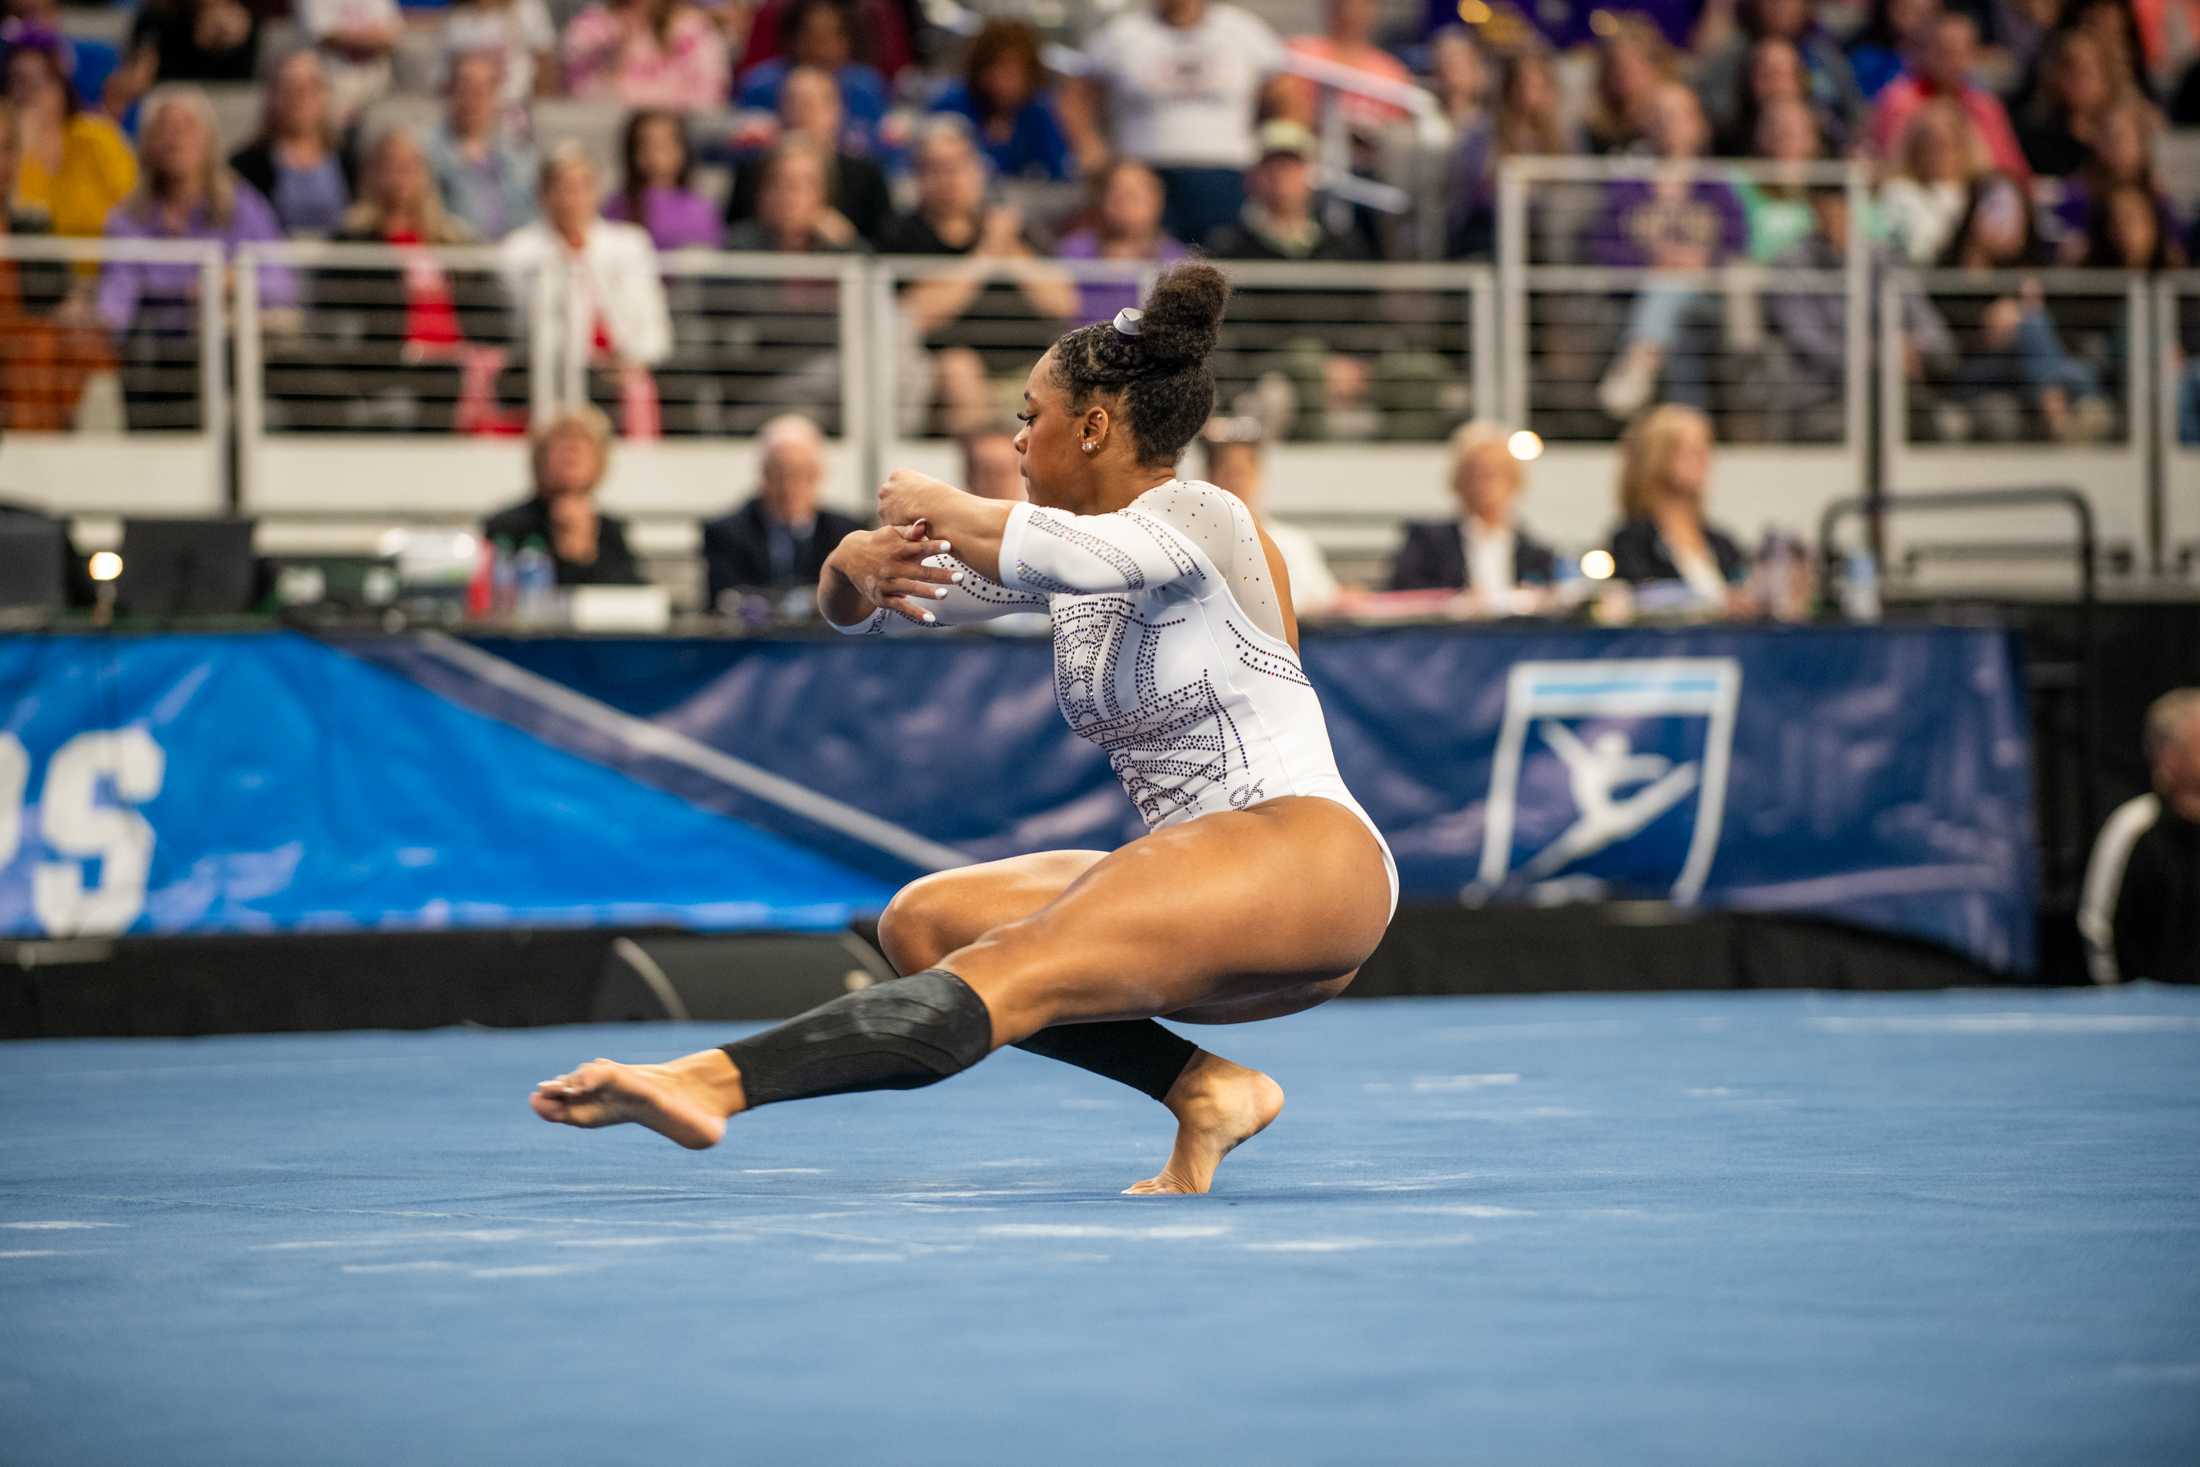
[1507,430,1543,462]
[1580,550,1615,581]
[88,552,123,583]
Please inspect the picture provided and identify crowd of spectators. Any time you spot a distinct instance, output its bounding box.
[2,0,2198,443]
[11,0,2200,552]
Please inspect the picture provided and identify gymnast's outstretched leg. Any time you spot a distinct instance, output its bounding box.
[531,799,1390,1191]
[532,851,1292,1191]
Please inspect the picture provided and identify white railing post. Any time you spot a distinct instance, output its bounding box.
[526,254,554,427]
[1843,164,1871,493]
[1877,272,1902,509]
[834,254,875,496]
[867,259,899,478]
[233,245,263,514]
[195,243,229,509]
[2126,274,2147,466]
[2155,277,2180,577]
[1470,264,1499,427]
[1497,159,1527,426]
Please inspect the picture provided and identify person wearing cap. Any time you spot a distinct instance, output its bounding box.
[1203,118,1375,442]
[1202,119,1366,262]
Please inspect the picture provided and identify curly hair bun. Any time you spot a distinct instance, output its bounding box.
[1137,261,1229,366]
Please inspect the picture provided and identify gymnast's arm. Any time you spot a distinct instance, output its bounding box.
[876,469,1204,596]
[817,521,1047,634]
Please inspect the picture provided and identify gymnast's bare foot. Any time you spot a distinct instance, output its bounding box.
[1124,1051,1285,1196]
[529,1051,745,1151]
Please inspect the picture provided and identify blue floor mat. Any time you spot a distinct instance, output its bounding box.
[4,986,2198,1465]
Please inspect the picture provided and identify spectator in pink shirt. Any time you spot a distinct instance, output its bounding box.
[561,0,728,110]
[1868,12,2030,181]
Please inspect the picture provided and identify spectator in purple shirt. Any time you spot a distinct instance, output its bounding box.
[1589,81,1747,421]
[1052,158,1185,327]
[99,84,295,430]
[603,108,722,252]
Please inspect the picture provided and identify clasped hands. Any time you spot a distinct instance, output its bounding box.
[826,469,969,624]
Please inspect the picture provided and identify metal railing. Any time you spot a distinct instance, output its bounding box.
[1496,158,1872,454]
[0,235,227,515]
[0,235,226,434]
[1881,270,2151,576]
[868,254,1496,451]
[8,223,2193,578]
[2154,273,2200,577]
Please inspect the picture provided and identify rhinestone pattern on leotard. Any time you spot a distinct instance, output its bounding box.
[1021,510,1148,590]
[1048,595,1245,825]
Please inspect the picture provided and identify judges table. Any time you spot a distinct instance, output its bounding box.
[0,621,2036,976]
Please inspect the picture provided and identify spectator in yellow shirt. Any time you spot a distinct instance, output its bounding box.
[6,36,138,239]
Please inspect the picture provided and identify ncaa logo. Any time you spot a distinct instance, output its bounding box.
[1473,658,1741,905]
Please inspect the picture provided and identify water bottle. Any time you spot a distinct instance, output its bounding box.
[489,538,517,620]
[1754,529,1809,622]
[1754,529,1789,621]
[514,538,555,625]
[1840,546,1882,623]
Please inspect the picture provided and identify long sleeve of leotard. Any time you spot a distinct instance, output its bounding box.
[827,553,1051,635]
[995,489,1223,597]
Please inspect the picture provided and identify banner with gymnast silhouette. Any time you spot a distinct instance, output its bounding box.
[436,623,2036,975]
[0,624,2034,974]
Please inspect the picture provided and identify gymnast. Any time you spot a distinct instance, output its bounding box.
[532,263,1397,1194]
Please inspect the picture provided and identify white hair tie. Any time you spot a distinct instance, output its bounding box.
[1111,307,1144,338]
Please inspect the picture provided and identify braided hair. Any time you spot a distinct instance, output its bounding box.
[1050,261,1229,466]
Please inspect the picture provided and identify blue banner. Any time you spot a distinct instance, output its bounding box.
[0,625,2036,973]
[0,634,893,938]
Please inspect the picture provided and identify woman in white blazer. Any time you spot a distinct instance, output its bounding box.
[500,142,674,429]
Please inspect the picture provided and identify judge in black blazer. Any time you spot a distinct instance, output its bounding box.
[703,413,865,609]
[1606,403,1752,610]
[1389,421,1559,608]
[483,406,645,586]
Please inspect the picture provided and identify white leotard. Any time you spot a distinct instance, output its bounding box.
[835,479,1398,915]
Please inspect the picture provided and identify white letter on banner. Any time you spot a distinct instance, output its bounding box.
[32,729,166,937]
[0,733,25,865]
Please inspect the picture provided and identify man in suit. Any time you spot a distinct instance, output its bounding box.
[1388,421,1557,611]
[703,413,864,610]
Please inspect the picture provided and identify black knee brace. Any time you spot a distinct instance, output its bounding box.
[719,968,994,1109]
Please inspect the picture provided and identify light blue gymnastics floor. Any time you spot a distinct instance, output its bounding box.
[3,986,2198,1466]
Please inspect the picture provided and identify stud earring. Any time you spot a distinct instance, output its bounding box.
[1082,441,1095,453]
